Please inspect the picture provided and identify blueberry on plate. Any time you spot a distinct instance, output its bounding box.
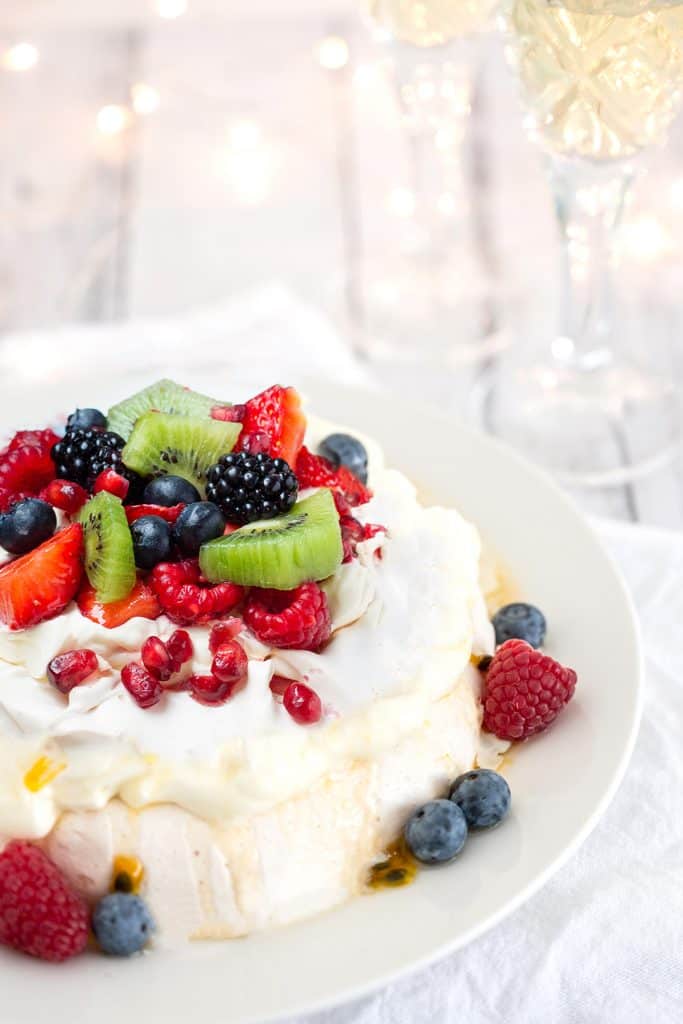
[318,433,368,485]
[143,475,201,507]
[492,602,546,648]
[66,407,107,431]
[130,515,172,570]
[449,769,511,830]
[173,501,226,557]
[92,892,155,956]
[0,498,57,555]
[404,799,468,865]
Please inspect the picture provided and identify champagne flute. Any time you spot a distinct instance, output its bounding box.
[485,0,683,485]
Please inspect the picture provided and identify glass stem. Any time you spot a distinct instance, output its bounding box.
[549,157,633,372]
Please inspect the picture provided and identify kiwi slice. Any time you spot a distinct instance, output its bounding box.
[122,412,241,495]
[77,492,136,603]
[199,488,343,590]
[107,379,231,439]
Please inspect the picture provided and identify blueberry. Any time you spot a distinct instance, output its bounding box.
[92,892,155,956]
[0,498,56,555]
[492,602,546,648]
[130,515,172,569]
[449,769,511,830]
[404,799,468,865]
[66,408,107,431]
[173,501,226,557]
[318,433,368,485]
[143,475,201,507]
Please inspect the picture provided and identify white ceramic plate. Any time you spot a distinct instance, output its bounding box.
[0,381,642,1024]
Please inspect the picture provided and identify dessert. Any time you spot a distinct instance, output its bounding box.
[0,380,578,961]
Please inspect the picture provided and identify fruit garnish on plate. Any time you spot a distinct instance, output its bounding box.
[295,445,372,507]
[0,523,83,630]
[233,384,306,466]
[107,378,231,440]
[78,492,137,604]
[0,428,60,512]
[77,578,161,627]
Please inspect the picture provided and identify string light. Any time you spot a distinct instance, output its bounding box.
[228,119,262,150]
[156,0,188,17]
[387,187,416,218]
[132,83,160,115]
[621,216,673,264]
[2,43,39,71]
[315,36,349,71]
[220,119,277,206]
[96,104,130,136]
[670,178,683,211]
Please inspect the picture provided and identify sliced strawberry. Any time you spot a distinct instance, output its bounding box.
[0,524,83,630]
[125,503,185,525]
[236,386,306,467]
[295,446,371,507]
[77,578,161,628]
[0,429,60,512]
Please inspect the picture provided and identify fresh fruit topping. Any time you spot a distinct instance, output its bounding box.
[340,514,364,563]
[173,501,226,557]
[235,385,306,467]
[77,579,161,628]
[66,407,107,431]
[141,636,174,681]
[167,628,193,669]
[47,648,98,694]
[121,662,163,709]
[208,618,243,653]
[449,769,511,830]
[492,602,547,649]
[205,451,298,525]
[0,498,56,555]
[0,523,83,630]
[404,799,468,865]
[283,681,322,724]
[483,639,577,740]
[107,378,230,440]
[210,640,248,692]
[143,475,201,507]
[112,855,144,894]
[150,559,244,625]
[125,502,185,525]
[199,488,343,591]
[318,433,368,485]
[40,479,89,515]
[0,429,60,512]
[295,446,371,507]
[93,468,130,501]
[78,492,136,604]
[211,404,245,423]
[0,841,89,962]
[244,582,331,651]
[92,892,155,956]
[52,427,135,491]
[187,674,225,705]
[130,515,173,570]
[269,674,291,699]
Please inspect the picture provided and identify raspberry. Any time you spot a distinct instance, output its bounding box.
[166,628,193,670]
[47,649,98,694]
[244,583,331,651]
[283,681,322,725]
[211,640,248,691]
[209,619,243,654]
[93,468,130,501]
[295,447,371,508]
[0,841,89,962]
[121,662,163,709]
[150,560,244,625]
[141,636,173,681]
[483,639,578,740]
[0,429,59,512]
[40,479,89,516]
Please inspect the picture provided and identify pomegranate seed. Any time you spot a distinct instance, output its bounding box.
[211,640,248,687]
[47,649,98,694]
[93,469,130,501]
[269,674,292,700]
[141,636,173,681]
[40,479,89,516]
[283,682,322,725]
[188,671,244,706]
[167,629,193,670]
[340,514,364,563]
[208,619,243,654]
[210,404,245,423]
[121,662,163,709]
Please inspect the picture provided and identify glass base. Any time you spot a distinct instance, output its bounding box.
[474,348,681,487]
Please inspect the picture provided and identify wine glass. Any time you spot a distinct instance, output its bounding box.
[357,1,503,375]
[484,0,683,485]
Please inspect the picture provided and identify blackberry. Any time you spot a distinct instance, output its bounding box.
[205,451,298,524]
[52,428,136,491]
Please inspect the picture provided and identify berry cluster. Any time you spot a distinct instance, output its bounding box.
[206,451,298,524]
[52,427,135,491]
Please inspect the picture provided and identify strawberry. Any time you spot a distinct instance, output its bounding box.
[0,428,59,512]
[236,386,306,467]
[0,524,83,630]
[77,578,161,628]
[125,503,185,525]
[295,446,371,507]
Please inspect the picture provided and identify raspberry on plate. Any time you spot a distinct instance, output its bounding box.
[483,639,578,740]
[295,446,371,508]
[0,841,89,962]
[0,523,83,630]
[235,385,306,467]
[150,559,244,625]
[0,428,60,512]
[244,582,331,651]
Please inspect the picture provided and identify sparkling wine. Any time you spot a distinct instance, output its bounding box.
[362,0,497,45]
[505,0,683,159]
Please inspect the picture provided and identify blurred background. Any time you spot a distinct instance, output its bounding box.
[1,0,682,524]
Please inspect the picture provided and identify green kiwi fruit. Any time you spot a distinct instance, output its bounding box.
[77,492,136,603]
[199,488,343,590]
[122,412,241,495]
[107,378,231,439]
